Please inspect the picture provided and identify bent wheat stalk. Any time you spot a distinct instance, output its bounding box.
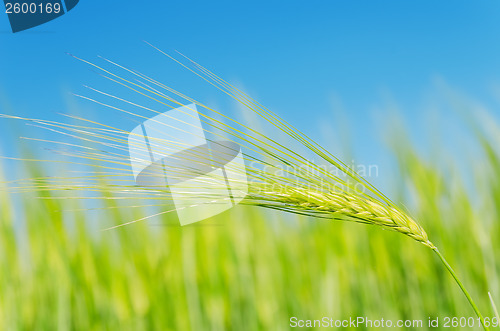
[0,46,490,330]
[248,183,433,247]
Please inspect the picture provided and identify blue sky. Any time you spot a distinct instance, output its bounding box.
[0,1,499,186]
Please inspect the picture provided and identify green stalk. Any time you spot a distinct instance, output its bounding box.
[433,248,489,331]
[488,292,499,322]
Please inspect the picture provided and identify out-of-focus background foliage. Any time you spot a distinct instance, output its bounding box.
[0,101,499,330]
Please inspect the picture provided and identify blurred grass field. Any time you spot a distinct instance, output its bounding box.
[0,105,499,331]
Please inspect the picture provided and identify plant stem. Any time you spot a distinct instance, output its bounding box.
[433,247,490,331]
[488,292,499,323]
